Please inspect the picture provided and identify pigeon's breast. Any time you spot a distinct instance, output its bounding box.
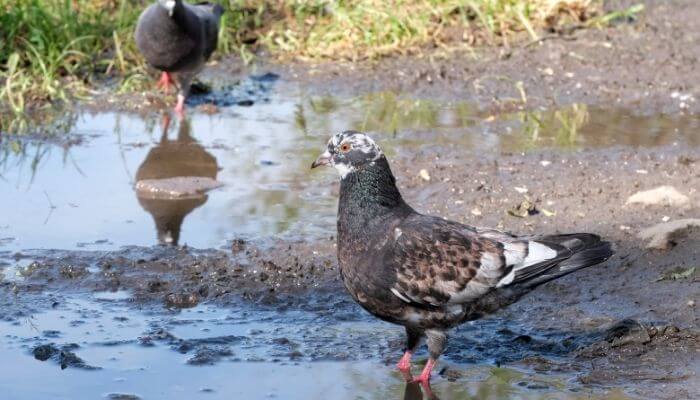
[135,6,202,71]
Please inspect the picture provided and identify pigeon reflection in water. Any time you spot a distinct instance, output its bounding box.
[135,116,218,245]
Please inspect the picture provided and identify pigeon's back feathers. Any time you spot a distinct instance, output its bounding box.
[191,2,224,59]
[386,214,612,311]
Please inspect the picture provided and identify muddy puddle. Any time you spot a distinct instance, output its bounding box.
[1,78,699,399]
[0,291,634,400]
[1,86,699,251]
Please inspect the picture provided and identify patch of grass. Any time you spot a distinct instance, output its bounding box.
[0,0,642,124]
[0,0,145,128]
[262,0,604,60]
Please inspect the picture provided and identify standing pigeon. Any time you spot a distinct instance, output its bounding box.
[135,0,224,116]
[311,131,613,386]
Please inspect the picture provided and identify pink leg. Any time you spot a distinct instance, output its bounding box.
[156,72,174,93]
[174,94,186,119]
[397,351,413,371]
[412,358,436,384]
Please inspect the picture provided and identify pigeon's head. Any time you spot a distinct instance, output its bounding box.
[311,131,383,178]
[158,0,178,16]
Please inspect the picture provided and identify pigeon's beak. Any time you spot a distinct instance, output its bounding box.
[311,150,332,169]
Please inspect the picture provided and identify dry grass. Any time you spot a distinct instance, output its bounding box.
[261,0,603,61]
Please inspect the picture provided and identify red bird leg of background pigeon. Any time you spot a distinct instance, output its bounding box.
[156,72,174,93]
[412,358,436,384]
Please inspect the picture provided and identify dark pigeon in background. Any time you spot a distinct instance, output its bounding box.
[311,131,613,387]
[135,0,224,117]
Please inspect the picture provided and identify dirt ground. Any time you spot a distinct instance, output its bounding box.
[3,0,699,398]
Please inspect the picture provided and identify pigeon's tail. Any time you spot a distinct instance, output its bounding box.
[514,233,613,289]
[496,233,613,289]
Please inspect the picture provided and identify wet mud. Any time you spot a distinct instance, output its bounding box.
[2,0,700,398]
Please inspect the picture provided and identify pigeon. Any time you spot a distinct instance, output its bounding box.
[311,131,613,386]
[135,0,224,116]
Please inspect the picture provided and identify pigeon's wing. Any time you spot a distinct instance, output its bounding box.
[389,215,571,307]
[192,2,224,60]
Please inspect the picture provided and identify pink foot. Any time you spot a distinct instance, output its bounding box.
[156,72,174,93]
[411,358,436,384]
[397,351,413,371]
[174,94,186,119]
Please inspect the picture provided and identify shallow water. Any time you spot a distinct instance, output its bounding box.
[0,80,697,399]
[0,294,631,400]
[1,86,699,252]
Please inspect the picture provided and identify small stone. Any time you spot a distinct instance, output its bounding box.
[418,169,431,181]
[626,186,690,207]
[638,219,700,250]
[688,300,695,307]
[471,208,482,216]
[165,292,200,308]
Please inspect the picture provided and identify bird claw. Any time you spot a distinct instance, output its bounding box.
[410,358,436,385]
[407,375,437,399]
[410,375,430,385]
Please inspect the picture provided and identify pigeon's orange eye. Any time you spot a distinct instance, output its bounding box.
[339,143,352,152]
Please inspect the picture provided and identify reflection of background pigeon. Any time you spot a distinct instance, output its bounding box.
[135,0,224,115]
[312,131,613,387]
[135,117,218,245]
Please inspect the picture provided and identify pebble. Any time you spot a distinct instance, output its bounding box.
[419,169,431,181]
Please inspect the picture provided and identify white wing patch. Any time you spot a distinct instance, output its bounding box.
[503,242,526,266]
[497,241,558,287]
[521,241,558,268]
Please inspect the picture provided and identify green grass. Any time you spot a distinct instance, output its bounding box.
[0,0,642,128]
